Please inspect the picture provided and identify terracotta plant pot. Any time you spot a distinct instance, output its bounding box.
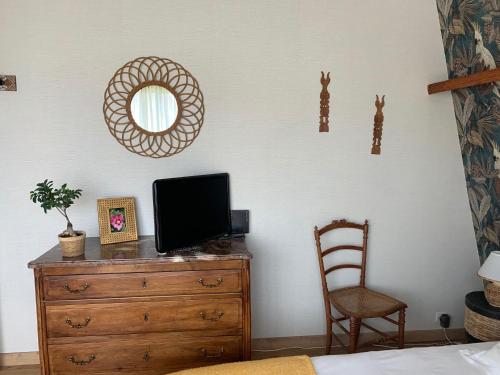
[58,231,86,257]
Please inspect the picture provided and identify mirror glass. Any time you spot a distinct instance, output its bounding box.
[130,85,178,132]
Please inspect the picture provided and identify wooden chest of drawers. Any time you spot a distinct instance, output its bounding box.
[28,237,252,375]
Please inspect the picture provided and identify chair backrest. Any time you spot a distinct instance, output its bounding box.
[314,219,369,298]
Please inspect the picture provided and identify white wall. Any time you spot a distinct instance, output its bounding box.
[0,0,482,353]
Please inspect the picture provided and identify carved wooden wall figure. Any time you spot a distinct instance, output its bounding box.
[319,71,331,132]
[371,95,385,155]
[0,75,16,91]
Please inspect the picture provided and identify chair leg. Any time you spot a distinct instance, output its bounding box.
[349,317,361,353]
[398,308,406,349]
[326,317,333,355]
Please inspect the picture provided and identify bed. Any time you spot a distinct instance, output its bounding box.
[312,341,500,375]
[172,342,500,375]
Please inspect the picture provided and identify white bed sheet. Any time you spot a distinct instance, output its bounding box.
[312,342,499,375]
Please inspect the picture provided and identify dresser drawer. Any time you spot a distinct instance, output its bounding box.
[48,335,242,375]
[43,270,241,300]
[46,297,242,338]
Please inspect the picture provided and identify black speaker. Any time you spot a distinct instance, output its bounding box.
[231,210,249,235]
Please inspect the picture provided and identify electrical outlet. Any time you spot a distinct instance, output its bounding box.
[435,312,447,322]
[435,312,451,328]
[440,314,451,328]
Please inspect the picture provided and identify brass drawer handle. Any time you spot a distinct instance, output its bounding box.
[199,311,224,322]
[65,317,91,329]
[68,354,96,366]
[197,277,223,288]
[64,282,89,294]
[201,347,224,358]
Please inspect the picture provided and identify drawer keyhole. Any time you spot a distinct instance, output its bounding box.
[143,352,150,361]
[144,313,149,322]
[142,279,148,288]
[201,347,224,358]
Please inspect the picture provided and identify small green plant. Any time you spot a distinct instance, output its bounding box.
[30,180,82,237]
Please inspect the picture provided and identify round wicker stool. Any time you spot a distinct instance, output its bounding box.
[465,291,500,342]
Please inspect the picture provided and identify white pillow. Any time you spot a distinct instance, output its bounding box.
[459,342,500,375]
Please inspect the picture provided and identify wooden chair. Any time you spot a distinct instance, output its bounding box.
[314,219,407,354]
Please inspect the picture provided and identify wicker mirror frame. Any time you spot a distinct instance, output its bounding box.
[103,56,205,158]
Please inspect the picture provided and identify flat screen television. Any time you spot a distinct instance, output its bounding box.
[153,173,231,253]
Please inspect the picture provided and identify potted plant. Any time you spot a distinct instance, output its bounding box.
[30,180,85,257]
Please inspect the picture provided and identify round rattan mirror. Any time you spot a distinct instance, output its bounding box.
[103,56,205,158]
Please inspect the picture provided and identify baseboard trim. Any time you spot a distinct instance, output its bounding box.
[252,328,466,350]
[0,329,466,367]
[0,351,39,367]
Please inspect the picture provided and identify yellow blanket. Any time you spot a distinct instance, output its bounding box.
[170,356,317,375]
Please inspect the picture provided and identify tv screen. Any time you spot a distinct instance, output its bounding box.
[153,173,231,253]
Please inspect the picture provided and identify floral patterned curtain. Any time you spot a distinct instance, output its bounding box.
[436,0,500,263]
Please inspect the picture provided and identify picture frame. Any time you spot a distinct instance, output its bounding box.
[97,197,138,245]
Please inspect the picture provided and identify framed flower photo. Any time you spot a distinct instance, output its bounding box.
[97,197,138,245]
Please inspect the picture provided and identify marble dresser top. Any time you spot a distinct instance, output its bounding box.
[28,236,252,269]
